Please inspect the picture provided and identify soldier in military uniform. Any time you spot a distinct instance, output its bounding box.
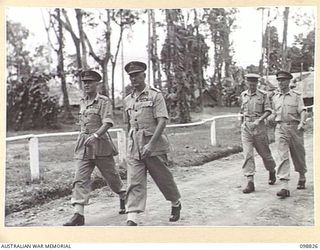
[240,73,277,194]
[271,70,307,199]
[123,61,181,226]
[63,70,126,226]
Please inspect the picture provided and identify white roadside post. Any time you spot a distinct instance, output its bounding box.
[29,136,40,182]
[117,129,127,164]
[210,119,217,146]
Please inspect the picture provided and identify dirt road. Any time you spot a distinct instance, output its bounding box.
[5,133,314,227]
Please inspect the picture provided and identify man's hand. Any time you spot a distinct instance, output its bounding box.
[252,119,261,127]
[297,122,305,131]
[141,142,156,159]
[84,135,97,147]
[266,114,276,127]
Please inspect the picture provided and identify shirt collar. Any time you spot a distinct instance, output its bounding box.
[278,89,292,96]
[131,85,149,98]
[81,93,99,103]
[244,89,258,96]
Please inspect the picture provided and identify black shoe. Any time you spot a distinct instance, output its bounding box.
[119,199,126,214]
[276,189,290,199]
[297,180,306,189]
[63,213,85,226]
[126,220,137,226]
[242,182,255,193]
[268,171,276,185]
[169,203,181,222]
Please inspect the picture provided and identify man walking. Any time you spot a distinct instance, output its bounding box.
[271,70,307,199]
[240,73,277,194]
[123,61,181,226]
[63,70,126,226]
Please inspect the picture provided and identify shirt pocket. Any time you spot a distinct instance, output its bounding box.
[85,108,101,123]
[241,98,249,112]
[254,98,264,113]
[287,103,298,114]
[137,101,153,118]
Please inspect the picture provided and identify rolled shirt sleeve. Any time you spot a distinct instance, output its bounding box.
[100,98,114,126]
[153,93,169,119]
[263,93,273,113]
[297,94,307,114]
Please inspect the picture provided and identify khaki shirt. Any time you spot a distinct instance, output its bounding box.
[124,86,170,159]
[74,93,117,159]
[240,89,272,118]
[271,89,306,122]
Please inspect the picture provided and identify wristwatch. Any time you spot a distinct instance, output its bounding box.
[93,133,99,139]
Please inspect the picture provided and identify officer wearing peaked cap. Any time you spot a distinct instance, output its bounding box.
[124,61,147,75]
[80,70,102,82]
[271,70,307,199]
[123,61,181,226]
[63,70,126,226]
[240,73,277,194]
[276,70,293,80]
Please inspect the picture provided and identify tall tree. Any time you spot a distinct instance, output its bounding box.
[149,9,162,89]
[83,9,111,97]
[110,9,139,109]
[53,9,83,89]
[6,21,32,78]
[75,9,88,70]
[288,30,315,72]
[281,7,290,70]
[204,8,238,106]
[264,25,281,74]
[6,20,60,130]
[161,9,209,122]
[49,8,73,121]
[161,9,191,123]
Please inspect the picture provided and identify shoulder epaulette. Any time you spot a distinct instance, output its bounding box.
[98,94,109,101]
[150,87,161,93]
[241,90,248,96]
[257,89,267,95]
[292,90,302,95]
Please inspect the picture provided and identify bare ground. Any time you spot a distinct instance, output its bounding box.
[5,132,314,227]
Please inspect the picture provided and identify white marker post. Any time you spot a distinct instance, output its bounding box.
[29,136,40,182]
[210,119,217,146]
[117,129,127,163]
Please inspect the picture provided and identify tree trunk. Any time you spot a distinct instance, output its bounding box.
[101,59,109,97]
[194,9,203,111]
[282,7,290,70]
[110,10,124,109]
[150,10,162,89]
[102,10,112,97]
[56,8,73,121]
[76,9,88,71]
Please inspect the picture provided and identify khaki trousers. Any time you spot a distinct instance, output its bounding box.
[71,157,124,205]
[275,123,307,180]
[241,122,276,176]
[126,154,181,213]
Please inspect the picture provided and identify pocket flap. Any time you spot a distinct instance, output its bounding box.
[138,101,153,108]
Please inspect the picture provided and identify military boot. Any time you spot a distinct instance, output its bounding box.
[119,198,126,214]
[242,181,255,193]
[268,171,276,185]
[126,220,137,226]
[63,213,84,226]
[276,189,290,199]
[169,203,181,222]
[297,180,306,190]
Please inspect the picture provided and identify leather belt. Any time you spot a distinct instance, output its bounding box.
[277,121,299,125]
[244,116,260,122]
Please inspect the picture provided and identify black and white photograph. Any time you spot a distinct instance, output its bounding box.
[4,2,316,236]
